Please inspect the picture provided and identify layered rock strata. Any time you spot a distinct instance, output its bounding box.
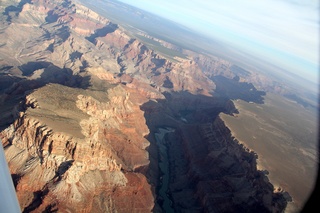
[0,83,153,212]
[0,0,290,212]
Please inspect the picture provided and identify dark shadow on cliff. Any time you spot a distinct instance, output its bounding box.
[40,25,71,51]
[18,61,52,76]
[0,62,91,131]
[11,173,21,189]
[54,160,74,182]
[3,0,32,22]
[22,188,49,213]
[45,10,59,24]
[141,90,290,213]
[212,75,266,104]
[141,91,238,127]
[85,23,118,45]
[140,91,241,212]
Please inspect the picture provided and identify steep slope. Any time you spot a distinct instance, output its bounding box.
[0,0,290,212]
[140,92,289,212]
[0,82,154,212]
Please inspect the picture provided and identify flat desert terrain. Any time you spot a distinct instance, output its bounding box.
[221,93,318,213]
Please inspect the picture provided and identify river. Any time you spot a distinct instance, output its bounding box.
[154,127,175,213]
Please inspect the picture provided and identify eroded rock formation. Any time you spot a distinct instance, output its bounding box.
[0,0,290,212]
[1,83,153,212]
[141,92,289,212]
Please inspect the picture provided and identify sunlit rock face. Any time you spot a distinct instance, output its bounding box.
[0,82,154,212]
[0,0,290,212]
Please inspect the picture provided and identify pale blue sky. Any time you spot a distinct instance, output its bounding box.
[118,0,319,85]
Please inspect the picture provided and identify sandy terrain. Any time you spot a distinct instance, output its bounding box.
[221,93,319,213]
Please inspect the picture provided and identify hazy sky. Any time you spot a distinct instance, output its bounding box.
[118,0,319,85]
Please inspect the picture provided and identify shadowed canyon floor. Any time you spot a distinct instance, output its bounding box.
[0,0,318,212]
[141,91,290,212]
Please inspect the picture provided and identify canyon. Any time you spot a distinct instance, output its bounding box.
[0,0,315,212]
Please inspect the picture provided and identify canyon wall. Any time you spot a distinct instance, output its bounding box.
[0,0,290,212]
[171,116,288,212]
[141,92,289,212]
[0,83,154,212]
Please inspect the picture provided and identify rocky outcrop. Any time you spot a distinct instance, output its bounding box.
[0,83,153,212]
[0,0,216,96]
[0,0,291,212]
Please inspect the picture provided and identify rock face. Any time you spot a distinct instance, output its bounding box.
[174,117,287,213]
[0,83,154,212]
[141,93,288,212]
[0,0,289,212]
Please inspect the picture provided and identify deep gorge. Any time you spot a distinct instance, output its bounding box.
[141,91,289,212]
[0,0,294,212]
